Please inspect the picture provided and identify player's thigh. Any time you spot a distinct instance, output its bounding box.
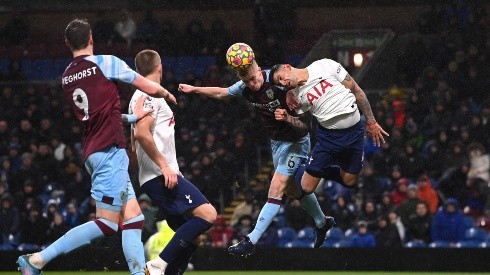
[142,175,209,217]
[189,203,217,224]
[270,135,310,178]
[86,146,137,222]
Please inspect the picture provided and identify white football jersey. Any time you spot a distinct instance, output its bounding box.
[129,90,179,185]
[294,59,358,127]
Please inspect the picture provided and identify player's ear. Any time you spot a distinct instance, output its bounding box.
[89,35,94,46]
[284,64,292,70]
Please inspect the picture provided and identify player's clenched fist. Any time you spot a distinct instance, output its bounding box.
[274,108,289,122]
[178,84,194,93]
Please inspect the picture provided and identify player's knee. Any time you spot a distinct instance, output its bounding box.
[194,203,217,224]
[342,175,359,189]
[302,184,316,195]
[94,218,118,236]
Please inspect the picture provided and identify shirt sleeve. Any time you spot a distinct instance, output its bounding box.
[321,59,348,82]
[227,80,246,96]
[85,55,138,84]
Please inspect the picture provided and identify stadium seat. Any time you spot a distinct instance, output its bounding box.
[285,239,313,248]
[463,216,476,229]
[455,241,484,248]
[322,227,344,248]
[278,227,297,248]
[429,241,450,248]
[405,240,427,248]
[297,226,315,242]
[464,228,487,242]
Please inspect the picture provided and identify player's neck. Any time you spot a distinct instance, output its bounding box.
[297,68,309,86]
[72,46,93,58]
[146,73,161,84]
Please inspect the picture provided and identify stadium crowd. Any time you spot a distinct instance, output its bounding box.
[0,0,489,251]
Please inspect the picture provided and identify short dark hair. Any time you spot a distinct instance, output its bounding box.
[65,19,91,51]
[269,64,283,85]
[134,50,161,77]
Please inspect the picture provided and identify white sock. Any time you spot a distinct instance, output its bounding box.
[150,257,168,270]
[29,253,45,269]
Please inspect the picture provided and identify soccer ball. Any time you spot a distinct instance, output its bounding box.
[225,43,255,71]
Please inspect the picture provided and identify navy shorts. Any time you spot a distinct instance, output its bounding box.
[306,120,364,177]
[141,175,209,231]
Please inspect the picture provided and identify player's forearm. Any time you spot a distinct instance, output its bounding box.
[132,75,170,99]
[353,88,376,125]
[134,131,170,169]
[193,86,228,99]
[285,115,310,131]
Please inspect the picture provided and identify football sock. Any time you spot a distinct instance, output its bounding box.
[38,219,117,267]
[247,198,282,244]
[299,193,326,228]
[122,214,146,275]
[165,242,198,274]
[159,217,212,264]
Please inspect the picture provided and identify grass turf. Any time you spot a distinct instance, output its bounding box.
[3,272,490,275]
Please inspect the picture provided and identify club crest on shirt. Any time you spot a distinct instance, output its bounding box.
[266,89,274,99]
[120,190,128,201]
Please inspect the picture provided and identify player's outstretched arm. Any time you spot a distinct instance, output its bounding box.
[132,75,177,104]
[341,74,389,146]
[133,115,178,189]
[178,84,229,100]
[122,95,154,124]
[274,108,311,131]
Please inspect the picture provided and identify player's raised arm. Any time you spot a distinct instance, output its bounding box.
[122,95,153,124]
[341,74,389,146]
[133,114,178,189]
[274,108,311,131]
[133,75,177,104]
[178,84,229,100]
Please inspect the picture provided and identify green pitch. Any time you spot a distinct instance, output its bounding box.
[3,272,490,275]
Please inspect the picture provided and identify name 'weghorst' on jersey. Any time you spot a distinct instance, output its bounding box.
[240,70,308,142]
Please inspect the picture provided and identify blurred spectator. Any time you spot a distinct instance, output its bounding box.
[397,184,423,226]
[46,212,68,244]
[114,10,137,47]
[144,220,175,261]
[330,195,356,232]
[416,174,439,214]
[20,206,48,246]
[205,19,231,56]
[231,214,253,245]
[135,10,161,44]
[437,161,469,207]
[377,191,395,218]
[1,15,29,46]
[34,142,59,184]
[351,221,376,248]
[399,143,426,180]
[182,20,207,55]
[207,215,234,248]
[467,142,489,183]
[388,211,406,243]
[431,198,466,246]
[374,216,402,248]
[0,193,20,243]
[355,200,378,232]
[230,189,254,227]
[92,10,114,45]
[157,21,182,56]
[285,199,309,231]
[4,60,27,81]
[406,202,432,244]
[62,201,80,228]
[392,178,410,207]
[397,33,430,86]
[42,199,59,225]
